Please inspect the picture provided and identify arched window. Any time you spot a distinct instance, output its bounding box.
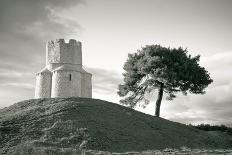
[69,74,72,81]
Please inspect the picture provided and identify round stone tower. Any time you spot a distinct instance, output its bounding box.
[35,39,92,98]
[35,68,52,98]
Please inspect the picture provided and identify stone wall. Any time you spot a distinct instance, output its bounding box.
[51,70,82,98]
[46,39,82,66]
[35,39,92,99]
[81,72,92,98]
[34,68,52,98]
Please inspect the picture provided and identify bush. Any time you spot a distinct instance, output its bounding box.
[190,124,232,135]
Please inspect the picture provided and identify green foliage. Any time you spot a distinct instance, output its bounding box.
[118,45,213,108]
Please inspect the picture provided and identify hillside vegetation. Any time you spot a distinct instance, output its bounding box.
[0,98,232,154]
[193,124,232,135]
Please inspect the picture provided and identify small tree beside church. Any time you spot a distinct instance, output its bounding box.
[117,45,213,117]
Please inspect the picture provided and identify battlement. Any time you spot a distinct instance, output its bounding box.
[35,39,92,99]
[48,39,81,47]
[46,39,82,66]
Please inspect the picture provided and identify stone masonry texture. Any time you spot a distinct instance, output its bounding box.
[35,39,92,98]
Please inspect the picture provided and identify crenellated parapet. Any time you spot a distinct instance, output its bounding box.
[35,39,92,99]
[46,39,82,66]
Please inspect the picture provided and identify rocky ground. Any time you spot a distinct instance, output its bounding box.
[9,147,232,155]
[1,98,232,154]
[85,148,232,155]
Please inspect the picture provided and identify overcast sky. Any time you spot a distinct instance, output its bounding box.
[0,0,232,125]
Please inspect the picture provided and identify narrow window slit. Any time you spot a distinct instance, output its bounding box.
[69,74,72,81]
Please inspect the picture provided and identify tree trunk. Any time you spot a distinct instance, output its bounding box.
[155,83,164,117]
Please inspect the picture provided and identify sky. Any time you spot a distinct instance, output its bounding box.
[0,0,232,125]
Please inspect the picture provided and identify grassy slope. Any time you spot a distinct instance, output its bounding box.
[0,98,232,154]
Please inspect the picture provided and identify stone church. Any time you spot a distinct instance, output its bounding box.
[35,39,92,98]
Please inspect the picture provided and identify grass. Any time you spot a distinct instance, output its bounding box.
[0,97,232,154]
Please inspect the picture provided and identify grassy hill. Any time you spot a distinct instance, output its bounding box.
[0,98,232,154]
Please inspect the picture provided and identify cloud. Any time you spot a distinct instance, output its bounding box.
[0,0,84,33]
[0,0,84,73]
[0,68,35,108]
[135,51,232,125]
[161,52,232,125]
[0,0,231,126]
[81,67,123,104]
[84,52,232,126]
[0,65,123,108]
[0,0,84,108]
[85,67,122,94]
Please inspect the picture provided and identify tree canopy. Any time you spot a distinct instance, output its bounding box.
[118,45,213,117]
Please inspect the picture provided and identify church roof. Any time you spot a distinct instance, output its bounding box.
[36,67,51,75]
[52,65,80,72]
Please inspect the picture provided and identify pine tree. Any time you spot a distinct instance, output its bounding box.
[118,45,213,117]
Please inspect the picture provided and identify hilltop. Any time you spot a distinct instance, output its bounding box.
[0,98,232,154]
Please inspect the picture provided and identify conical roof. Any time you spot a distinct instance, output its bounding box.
[52,65,79,72]
[36,67,51,75]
